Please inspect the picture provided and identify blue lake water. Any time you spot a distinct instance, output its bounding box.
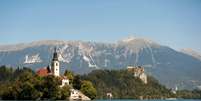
[95,99,201,101]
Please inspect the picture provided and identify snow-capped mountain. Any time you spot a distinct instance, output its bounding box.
[0,37,201,90]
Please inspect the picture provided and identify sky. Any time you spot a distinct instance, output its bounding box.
[0,0,201,52]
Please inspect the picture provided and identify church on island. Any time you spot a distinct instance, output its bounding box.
[36,48,90,100]
[36,48,69,87]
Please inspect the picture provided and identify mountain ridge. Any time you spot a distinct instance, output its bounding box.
[0,36,161,51]
[181,48,201,61]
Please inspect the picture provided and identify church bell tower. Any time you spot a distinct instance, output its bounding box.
[51,47,60,76]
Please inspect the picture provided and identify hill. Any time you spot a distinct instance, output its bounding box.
[81,69,173,99]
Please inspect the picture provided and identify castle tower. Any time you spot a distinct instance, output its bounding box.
[51,47,60,76]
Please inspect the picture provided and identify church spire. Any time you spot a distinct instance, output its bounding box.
[52,47,58,61]
[51,47,60,76]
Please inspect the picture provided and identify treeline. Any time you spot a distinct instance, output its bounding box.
[81,69,173,99]
[0,65,201,100]
[0,65,96,100]
[177,90,201,99]
[0,65,70,100]
[81,69,201,99]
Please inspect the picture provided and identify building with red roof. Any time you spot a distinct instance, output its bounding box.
[36,66,51,77]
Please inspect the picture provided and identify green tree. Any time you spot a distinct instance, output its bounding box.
[39,75,71,100]
[58,85,71,99]
[0,65,13,81]
[64,70,74,84]
[73,75,82,90]
[1,83,18,100]
[41,75,60,99]
[80,80,97,99]
[18,81,42,100]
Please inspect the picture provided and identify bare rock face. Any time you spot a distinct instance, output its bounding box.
[127,66,147,84]
[0,38,201,90]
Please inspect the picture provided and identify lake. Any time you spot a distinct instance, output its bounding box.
[95,99,201,101]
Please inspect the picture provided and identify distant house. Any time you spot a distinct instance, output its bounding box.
[127,66,148,84]
[171,86,178,94]
[60,76,70,87]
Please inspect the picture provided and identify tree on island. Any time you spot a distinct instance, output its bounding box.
[81,80,97,99]
[0,66,71,100]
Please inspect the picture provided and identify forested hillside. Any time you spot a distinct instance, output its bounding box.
[81,69,201,99]
[0,66,201,100]
[81,69,174,99]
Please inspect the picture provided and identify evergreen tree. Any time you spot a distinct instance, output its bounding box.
[73,75,82,90]
[80,80,97,99]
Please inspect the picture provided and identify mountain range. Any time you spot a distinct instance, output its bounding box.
[0,37,201,90]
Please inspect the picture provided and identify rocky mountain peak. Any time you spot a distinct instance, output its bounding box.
[117,36,160,53]
[121,36,138,43]
[120,36,157,44]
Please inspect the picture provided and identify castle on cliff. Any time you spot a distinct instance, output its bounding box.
[127,66,148,84]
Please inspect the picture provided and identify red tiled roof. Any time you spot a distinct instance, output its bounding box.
[36,67,50,77]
